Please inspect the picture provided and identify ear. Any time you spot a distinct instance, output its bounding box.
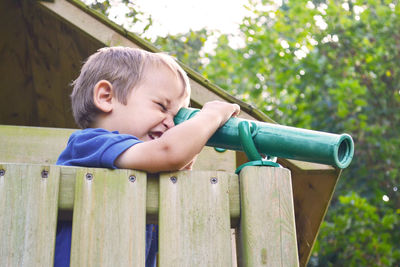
[93,80,114,113]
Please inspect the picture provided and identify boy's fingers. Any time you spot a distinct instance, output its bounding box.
[232,104,240,117]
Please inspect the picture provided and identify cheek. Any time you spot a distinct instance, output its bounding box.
[181,97,190,110]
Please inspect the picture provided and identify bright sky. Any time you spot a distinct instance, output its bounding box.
[96,0,252,48]
[90,0,252,52]
[132,0,249,38]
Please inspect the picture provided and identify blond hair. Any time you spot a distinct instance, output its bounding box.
[71,46,191,128]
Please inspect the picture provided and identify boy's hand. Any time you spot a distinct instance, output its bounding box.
[200,101,240,128]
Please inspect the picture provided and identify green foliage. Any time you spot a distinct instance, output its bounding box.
[84,0,153,35]
[311,193,400,266]
[153,29,210,72]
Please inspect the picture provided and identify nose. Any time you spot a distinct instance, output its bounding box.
[163,114,175,129]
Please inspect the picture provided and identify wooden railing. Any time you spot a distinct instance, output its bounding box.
[0,163,299,266]
[0,125,299,266]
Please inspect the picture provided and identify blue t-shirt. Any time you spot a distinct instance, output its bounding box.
[54,128,158,267]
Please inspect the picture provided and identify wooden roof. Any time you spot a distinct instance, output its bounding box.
[0,0,342,265]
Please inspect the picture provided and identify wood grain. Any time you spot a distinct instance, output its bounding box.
[158,171,233,266]
[70,168,146,267]
[0,163,60,266]
[238,166,299,267]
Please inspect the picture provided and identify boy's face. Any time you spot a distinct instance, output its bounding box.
[109,65,190,141]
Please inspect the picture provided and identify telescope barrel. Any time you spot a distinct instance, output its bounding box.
[174,108,354,169]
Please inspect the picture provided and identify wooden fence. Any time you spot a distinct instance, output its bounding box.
[0,153,298,266]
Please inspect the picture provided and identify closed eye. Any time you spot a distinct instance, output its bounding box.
[157,102,167,112]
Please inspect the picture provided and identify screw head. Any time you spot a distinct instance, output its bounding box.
[0,169,5,176]
[129,175,136,183]
[86,173,93,180]
[170,176,177,184]
[210,177,218,184]
[41,170,49,178]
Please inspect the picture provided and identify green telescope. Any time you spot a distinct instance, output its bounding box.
[174,107,354,169]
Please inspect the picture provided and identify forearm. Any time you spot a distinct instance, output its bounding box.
[160,111,221,159]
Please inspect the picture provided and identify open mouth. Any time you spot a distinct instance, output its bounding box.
[148,132,163,140]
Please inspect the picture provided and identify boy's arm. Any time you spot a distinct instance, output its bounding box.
[115,101,240,172]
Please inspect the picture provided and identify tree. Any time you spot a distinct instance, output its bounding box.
[311,193,399,266]
[153,29,209,72]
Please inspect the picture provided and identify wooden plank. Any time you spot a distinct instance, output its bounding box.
[0,163,60,266]
[158,171,233,266]
[0,125,74,165]
[193,146,236,172]
[70,167,146,266]
[0,124,235,172]
[290,169,340,267]
[39,0,142,48]
[238,166,299,267]
[283,159,335,171]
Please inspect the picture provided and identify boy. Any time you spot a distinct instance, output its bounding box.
[55,46,240,267]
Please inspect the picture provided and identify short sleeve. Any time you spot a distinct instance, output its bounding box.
[56,128,142,169]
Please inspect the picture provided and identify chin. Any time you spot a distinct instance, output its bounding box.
[142,135,153,142]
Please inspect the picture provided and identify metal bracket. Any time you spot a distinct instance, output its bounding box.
[235,120,280,174]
